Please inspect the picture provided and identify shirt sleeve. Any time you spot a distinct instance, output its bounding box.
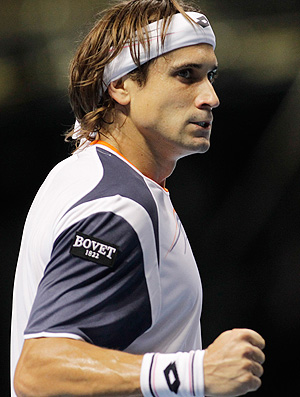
[24,209,153,351]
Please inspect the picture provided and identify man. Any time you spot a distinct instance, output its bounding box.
[11,0,265,396]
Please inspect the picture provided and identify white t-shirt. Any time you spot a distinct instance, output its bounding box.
[11,142,203,396]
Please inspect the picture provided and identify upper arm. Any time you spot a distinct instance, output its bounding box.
[25,206,155,350]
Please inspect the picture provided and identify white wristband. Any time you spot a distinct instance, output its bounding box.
[140,350,205,397]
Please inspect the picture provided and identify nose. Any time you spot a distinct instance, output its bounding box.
[194,79,220,109]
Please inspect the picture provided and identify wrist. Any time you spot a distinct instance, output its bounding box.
[140,350,205,397]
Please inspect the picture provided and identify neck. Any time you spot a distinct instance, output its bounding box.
[98,119,177,188]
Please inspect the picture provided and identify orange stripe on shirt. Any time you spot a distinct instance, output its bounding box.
[91,140,169,192]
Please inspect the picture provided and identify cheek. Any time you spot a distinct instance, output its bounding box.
[130,97,153,124]
[131,90,163,122]
[130,82,189,131]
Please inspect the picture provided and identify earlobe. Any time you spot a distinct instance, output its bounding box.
[108,78,131,106]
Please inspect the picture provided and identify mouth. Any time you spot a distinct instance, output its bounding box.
[197,121,211,128]
[191,120,212,129]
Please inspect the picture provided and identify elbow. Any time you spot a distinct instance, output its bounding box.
[14,340,45,397]
[14,358,33,397]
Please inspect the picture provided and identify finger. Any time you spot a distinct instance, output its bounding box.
[243,358,264,379]
[251,361,264,378]
[244,345,265,364]
[236,328,266,350]
[248,374,262,393]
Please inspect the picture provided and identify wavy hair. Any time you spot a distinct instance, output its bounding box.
[67,0,200,148]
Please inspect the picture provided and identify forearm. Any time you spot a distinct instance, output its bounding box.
[14,329,265,397]
[14,338,143,397]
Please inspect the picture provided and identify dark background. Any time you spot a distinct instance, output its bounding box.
[1,0,300,395]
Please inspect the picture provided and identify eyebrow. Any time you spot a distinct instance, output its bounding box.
[169,62,218,72]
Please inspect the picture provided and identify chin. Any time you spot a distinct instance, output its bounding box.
[191,138,211,154]
[178,142,210,160]
[199,142,210,153]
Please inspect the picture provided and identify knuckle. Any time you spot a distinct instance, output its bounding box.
[241,372,253,384]
[241,373,262,391]
[232,327,244,335]
[252,362,264,378]
[241,358,252,371]
[229,328,247,342]
[242,345,253,358]
[224,329,233,337]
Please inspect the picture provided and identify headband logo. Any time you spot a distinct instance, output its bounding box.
[196,16,210,28]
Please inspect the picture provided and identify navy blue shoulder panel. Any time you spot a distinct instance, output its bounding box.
[69,147,159,264]
[25,212,152,350]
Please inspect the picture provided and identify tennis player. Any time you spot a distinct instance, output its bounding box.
[11,0,265,396]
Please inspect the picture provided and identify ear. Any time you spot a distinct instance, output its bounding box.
[108,77,131,106]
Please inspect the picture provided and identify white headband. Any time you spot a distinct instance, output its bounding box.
[102,12,216,90]
[73,12,216,144]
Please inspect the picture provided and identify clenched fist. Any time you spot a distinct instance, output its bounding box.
[204,328,265,396]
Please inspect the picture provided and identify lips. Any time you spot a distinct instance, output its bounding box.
[191,120,212,129]
[197,121,211,128]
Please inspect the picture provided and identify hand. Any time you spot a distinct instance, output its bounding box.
[203,328,265,396]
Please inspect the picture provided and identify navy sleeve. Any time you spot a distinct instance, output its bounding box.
[25,211,152,351]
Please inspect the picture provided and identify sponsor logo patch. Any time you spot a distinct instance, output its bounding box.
[70,231,119,268]
[196,15,210,28]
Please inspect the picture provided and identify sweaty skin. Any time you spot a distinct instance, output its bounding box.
[15,329,265,396]
[104,44,219,187]
[15,338,143,396]
[14,45,265,397]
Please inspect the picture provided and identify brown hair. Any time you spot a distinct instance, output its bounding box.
[67,0,200,148]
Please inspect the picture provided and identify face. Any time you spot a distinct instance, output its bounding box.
[125,44,220,161]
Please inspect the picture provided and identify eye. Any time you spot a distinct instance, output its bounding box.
[177,68,194,81]
[207,69,218,84]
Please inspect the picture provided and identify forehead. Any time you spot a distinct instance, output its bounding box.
[152,43,217,71]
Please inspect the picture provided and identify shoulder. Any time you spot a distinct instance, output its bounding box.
[70,146,158,218]
[29,146,103,219]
